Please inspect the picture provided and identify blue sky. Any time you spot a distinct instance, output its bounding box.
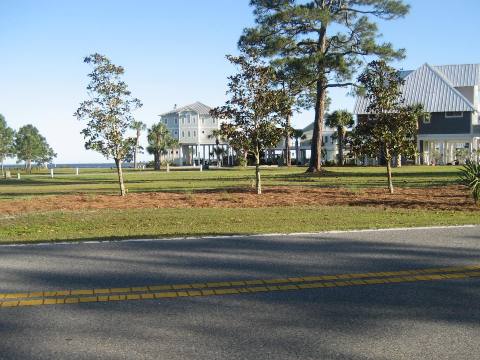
[1,0,479,163]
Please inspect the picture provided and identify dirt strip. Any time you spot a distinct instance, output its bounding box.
[0,185,477,215]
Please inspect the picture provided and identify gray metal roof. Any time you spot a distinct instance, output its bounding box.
[434,64,480,87]
[354,63,476,114]
[159,101,212,116]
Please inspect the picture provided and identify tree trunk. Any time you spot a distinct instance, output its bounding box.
[295,139,300,165]
[284,115,291,167]
[255,153,261,195]
[307,24,327,173]
[154,152,161,171]
[27,159,32,174]
[134,129,140,169]
[1,161,3,177]
[338,126,344,165]
[114,158,126,196]
[385,148,394,194]
[396,154,402,168]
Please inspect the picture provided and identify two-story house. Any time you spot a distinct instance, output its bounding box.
[354,63,480,165]
[158,101,229,165]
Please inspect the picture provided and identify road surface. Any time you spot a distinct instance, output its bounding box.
[0,226,479,359]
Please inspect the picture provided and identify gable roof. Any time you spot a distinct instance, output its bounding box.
[159,101,212,116]
[354,63,477,114]
[434,64,480,87]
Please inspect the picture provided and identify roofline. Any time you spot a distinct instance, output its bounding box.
[425,63,476,111]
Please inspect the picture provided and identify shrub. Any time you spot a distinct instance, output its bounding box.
[459,161,480,204]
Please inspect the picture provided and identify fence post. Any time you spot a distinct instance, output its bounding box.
[17,173,21,180]
[50,168,54,178]
[76,167,79,175]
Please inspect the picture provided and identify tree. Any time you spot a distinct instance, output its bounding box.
[146,122,178,170]
[459,161,480,205]
[349,60,424,194]
[292,129,307,165]
[210,53,286,194]
[211,128,249,167]
[75,53,142,196]
[0,114,15,175]
[239,0,409,173]
[273,64,316,167]
[14,125,56,172]
[325,110,354,165]
[35,144,57,167]
[131,120,147,169]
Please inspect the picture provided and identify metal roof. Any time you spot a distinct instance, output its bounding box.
[159,101,212,116]
[434,64,480,87]
[354,63,476,114]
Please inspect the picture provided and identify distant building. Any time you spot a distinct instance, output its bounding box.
[354,63,480,165]
[158,101,230,165]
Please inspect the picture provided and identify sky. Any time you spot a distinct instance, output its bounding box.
[1,0,479,164]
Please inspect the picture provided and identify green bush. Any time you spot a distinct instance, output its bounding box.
[459,160,480,204]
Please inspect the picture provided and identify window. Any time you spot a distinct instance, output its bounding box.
[175,119,178,125]
[164,119,168,125]
[422,114,431,124]
[182,131,185,137]
[174,130,178,135]
[188,131,191,137]
[445,111,463,118]
[182,118,185,125]
[202,131,205,134]
[186,114,191,124]
[193,130,196,137]
[202,118,205,125]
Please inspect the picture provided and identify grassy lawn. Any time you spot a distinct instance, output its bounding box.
[0,206,478,244]
[0,165,474,244]
[0,165,462,199]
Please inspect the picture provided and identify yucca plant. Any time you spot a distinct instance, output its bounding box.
[459,160,480,204]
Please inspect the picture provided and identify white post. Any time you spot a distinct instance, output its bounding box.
[50,168,54,178]
[199,163,203,172]
[75,167,79,175]
[166,163,170,173]
[17,173,21,180]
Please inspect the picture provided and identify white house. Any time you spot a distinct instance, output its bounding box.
[158,101,230,165]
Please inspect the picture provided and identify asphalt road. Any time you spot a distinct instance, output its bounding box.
[0,226,479,360]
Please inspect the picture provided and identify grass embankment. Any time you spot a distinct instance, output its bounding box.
[1,206,478,244]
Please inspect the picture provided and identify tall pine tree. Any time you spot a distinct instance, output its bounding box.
[239,0,409,172]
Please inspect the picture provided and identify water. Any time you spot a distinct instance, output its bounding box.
[3,163,136,169]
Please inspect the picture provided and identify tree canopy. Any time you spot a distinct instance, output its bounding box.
[239,0,409,172]
[14,124,56,171]
[349,60,424,193]
[210,53,287,194]
[147,122,178,170]
[0,114,15,173]
[325,110,354,165]
[74,53,142,196]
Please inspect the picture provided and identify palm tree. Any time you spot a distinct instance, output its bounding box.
[146,122,178,170]
[131,121,147,169]
[292,129,307,165]
[325,110,354,165]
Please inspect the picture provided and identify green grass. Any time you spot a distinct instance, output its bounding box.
[0,206,478,244]
[0,165,462,199]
